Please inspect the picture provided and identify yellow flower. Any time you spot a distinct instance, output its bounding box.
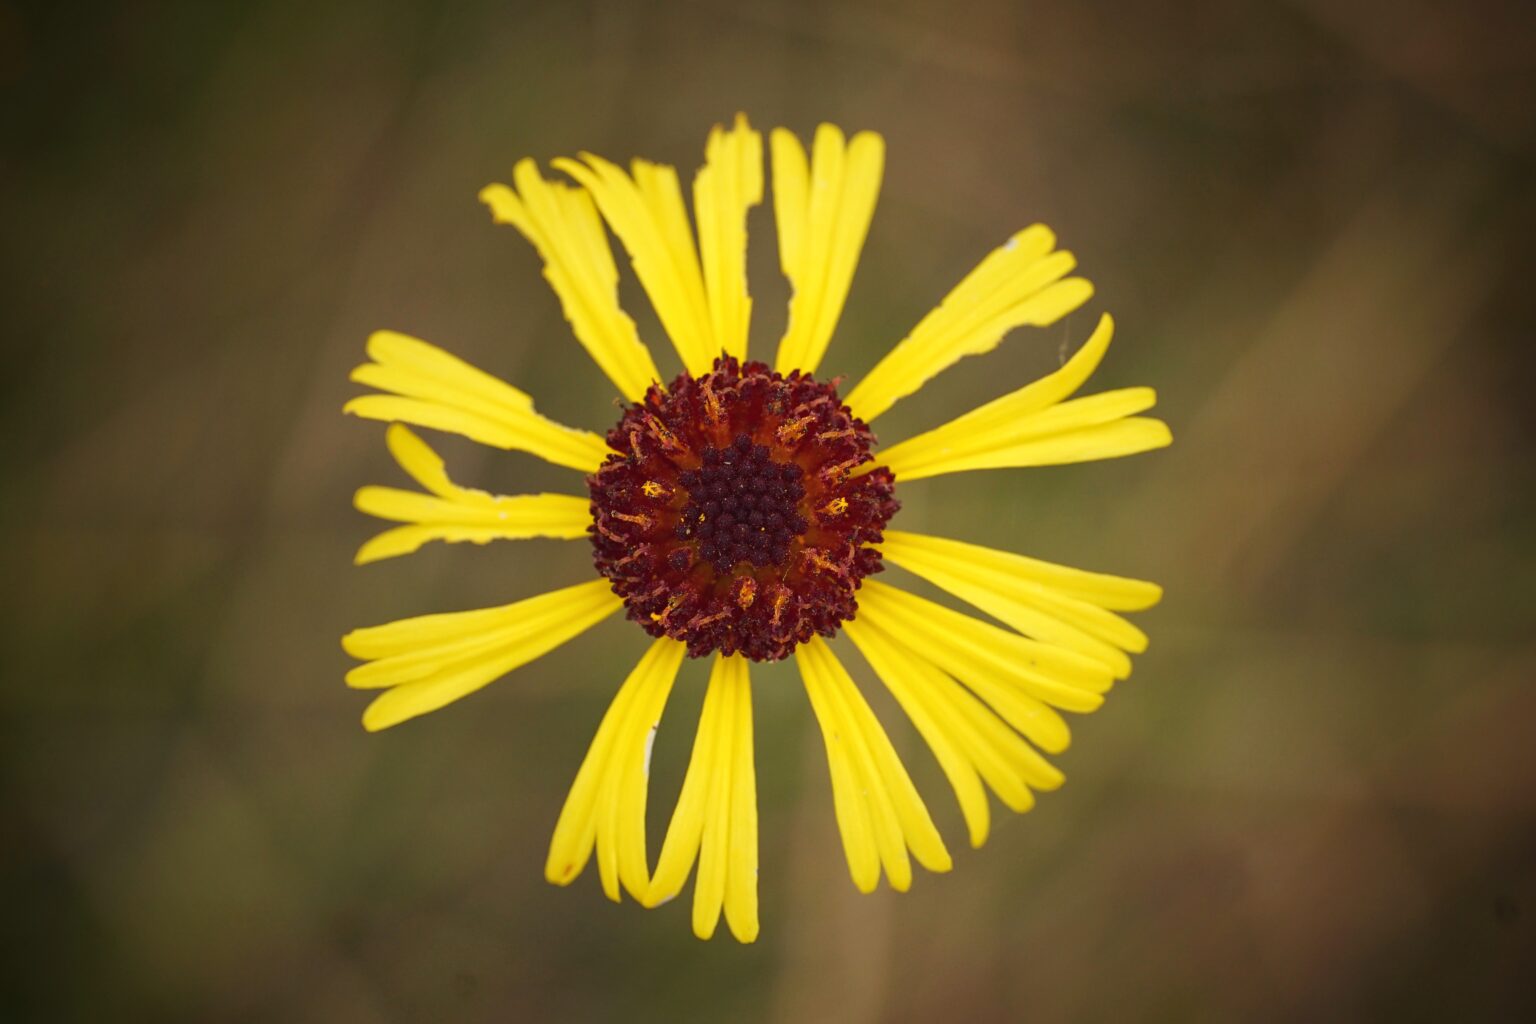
[342,115,1171,943]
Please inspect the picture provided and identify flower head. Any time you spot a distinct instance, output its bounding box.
[590,355,897,661]
[343,114,1171,941]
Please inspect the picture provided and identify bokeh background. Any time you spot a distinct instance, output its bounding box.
[4,0,1535,1019]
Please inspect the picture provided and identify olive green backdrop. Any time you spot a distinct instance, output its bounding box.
[3,0,1534,1020]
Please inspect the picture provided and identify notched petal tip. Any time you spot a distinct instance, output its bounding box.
[478,182,522,224]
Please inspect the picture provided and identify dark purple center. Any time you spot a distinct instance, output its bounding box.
[588,356,897,661]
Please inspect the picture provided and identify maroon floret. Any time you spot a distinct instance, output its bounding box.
[588,355,897,661]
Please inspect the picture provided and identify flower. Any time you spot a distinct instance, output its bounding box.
[342,114,1171,943]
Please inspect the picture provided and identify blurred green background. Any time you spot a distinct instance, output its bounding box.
[3,0,1534,1019]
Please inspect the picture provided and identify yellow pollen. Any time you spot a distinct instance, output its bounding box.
[769,589,788,626]
[820,456,863,481]
[656,593,686,625]
[641,480,668,498]
[701,378,725,425]
[776,415,814,444]
[803,549,847,578]
[643,412,687,453]
[736,577,757,608]
[821,497,849,516]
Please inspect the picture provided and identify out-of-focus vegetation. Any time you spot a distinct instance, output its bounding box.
[3,0,1534,1019]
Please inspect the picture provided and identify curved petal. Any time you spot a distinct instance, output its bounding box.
[861,579,1113,701]
[880,530,1161,678]
[545,637,688,903]
[553,152,716,375]
[844,226,1093,422]
[646,654,759,942]
[845,617,1065,850]
[695,114,764,363]
[795,636,950,894]
[553,115,765,376]
[345,330,610,472]
[856,579,1111,753]
[873,314,1172,481]
[771,125,884,376]
[480,161,661,401]
[353,425,591,564]
[341,580,621,731]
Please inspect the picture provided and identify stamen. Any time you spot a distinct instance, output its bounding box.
[589,356,898,661]
[776,415,814,444]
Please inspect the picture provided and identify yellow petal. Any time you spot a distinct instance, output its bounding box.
[353,486,589,532]
[644,655,759,943]
[545,638,687,897]
[614,639,685,902]
[692,659,736,937]
[854,616,1046,810]
[824,648,952,877]
[543,638,659,889]
[797,638,879,893]
[648,660,726,905]
[694,114,764,362]
[797,637,949,893]
[481,161,661,401]
[553,152,716,375]
[819,647,912,892]
[722,658,759,943]
[341,580,621,730]
[351,427,591,564]
[881,531,1159,677]
[901,418,1171,476]
[879,530,1162,611]
[873,314,1172,480]
[847,616,1063,832]
[345,332,609,472]
[844,618,991,848]
[769,127,809,285]
[862,580,1112,697]
[353,522,580,566]
[844,225,1094,422]
[771,125,884,376]
[342,578,610,662]
[382,420,461,496]
[855,582,1077,753]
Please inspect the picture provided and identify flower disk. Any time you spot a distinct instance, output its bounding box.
[589,356,897,661]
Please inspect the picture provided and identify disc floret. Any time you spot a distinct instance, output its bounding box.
[589,356,897,660]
